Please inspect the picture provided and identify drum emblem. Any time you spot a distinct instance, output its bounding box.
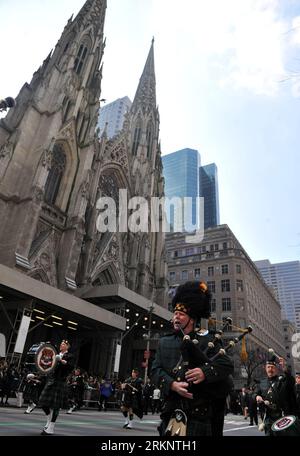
[276,417,293,429]
[39,347,55,371]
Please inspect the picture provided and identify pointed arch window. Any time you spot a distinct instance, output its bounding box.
[44,144,66,205]
[132,119,142,156]
[146,121,153,158]
[74,44,88,75]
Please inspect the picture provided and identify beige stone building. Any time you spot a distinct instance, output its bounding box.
[166,225,285,386]
[0,0,171,376]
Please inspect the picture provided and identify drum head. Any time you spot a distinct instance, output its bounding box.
[271,415,297,433]
[34,343,58,374]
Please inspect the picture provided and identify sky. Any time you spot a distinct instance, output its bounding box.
[0,0,300,265]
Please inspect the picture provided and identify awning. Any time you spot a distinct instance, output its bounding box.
[0,264,126,331]
[78,284,173,323]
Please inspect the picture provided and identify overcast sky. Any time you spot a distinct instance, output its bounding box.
[1,0,300,265]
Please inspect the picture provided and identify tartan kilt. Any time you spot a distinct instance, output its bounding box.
[24,384,41,404]
[38,378,69,410]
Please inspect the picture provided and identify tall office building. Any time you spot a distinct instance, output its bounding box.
[162,148,200,232]
[166,226,285,386]
[97,96,132,138]
[199,163,220,229]
[255,260,300,331]
[162,148,220,232]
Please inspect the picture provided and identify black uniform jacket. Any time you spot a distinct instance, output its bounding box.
[150,329,234,402]
[256,371,297,418]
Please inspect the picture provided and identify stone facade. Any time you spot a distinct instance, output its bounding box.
[0,1,167,308]
[166,225,285,385]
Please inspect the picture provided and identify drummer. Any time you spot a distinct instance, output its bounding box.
[38,340,74,435]
[255,352,297,436]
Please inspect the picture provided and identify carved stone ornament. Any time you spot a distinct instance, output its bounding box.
[0,140,14,160]
[41,148,53,170]
[57,123,76,147]
[32,185,44,203]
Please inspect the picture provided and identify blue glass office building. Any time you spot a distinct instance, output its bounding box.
[162,149,220,232]
[162,148,200,232]
[199,163,220,229]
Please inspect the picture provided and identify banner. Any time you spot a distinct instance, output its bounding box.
[14,315,31,354]
[113,343,121,373]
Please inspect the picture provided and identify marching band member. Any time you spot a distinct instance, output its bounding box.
[67,367,85,414]
[120,368,143,429]
[255,353,298,436]
[151,280,234,436]
[24,372,46,414]
[38,340,74,435]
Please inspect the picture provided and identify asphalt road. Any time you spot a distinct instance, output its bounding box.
[0,406,262,436]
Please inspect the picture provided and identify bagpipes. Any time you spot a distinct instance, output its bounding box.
[178,318,253,376]
[123,382,139,393]
[165,319,252,437]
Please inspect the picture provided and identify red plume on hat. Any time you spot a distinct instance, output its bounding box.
[172,281,211,319]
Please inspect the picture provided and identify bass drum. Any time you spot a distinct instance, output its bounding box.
[25,342,58,375]
[271,415,300,436]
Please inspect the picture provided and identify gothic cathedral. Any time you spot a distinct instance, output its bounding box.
[0,0,167,308]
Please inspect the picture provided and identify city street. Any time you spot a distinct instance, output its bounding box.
[0,406,262,436]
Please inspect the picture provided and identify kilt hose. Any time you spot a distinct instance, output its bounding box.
[39,378,69,410]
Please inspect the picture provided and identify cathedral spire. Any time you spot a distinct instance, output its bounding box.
[131,39,156,114]
[75,0,107,29]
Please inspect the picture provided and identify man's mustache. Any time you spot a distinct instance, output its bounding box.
[173,319,182,327]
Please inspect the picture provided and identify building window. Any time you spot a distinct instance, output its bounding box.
[201,246,206,253]
[186,247,194,256]
[221,264,229,274]
[222,316,232,331]
[214,243,219,251]
[146,121,153,158]
[236,280,244,292]
[237,298,245,311]
[174,250,182,258]
[236,264,242,274]
[44,144,66,205]
[169,271,176,282]
[221,279,230,292]
[210,244,214,252]
[223,242,227,250]
[222,298,231,311]
[194,268,200,279]
[74,44,88,75]
[181,270,188,280]
[208,266,214,276]
[207,281,215,293]
[132,119,142,155]
[210,298,216,313]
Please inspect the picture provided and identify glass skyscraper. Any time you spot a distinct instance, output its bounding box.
[255,259,300,331]
[199,163,220,229]
[97,96,132,139]
[162,148,220,232]
[162,148,200,232]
